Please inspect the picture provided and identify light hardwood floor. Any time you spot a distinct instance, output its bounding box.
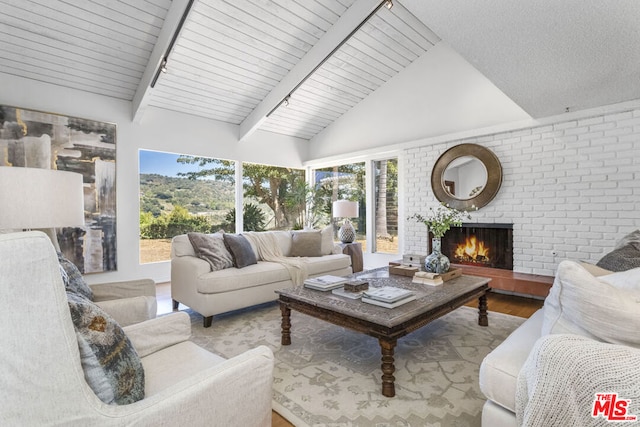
[156,283,544,427]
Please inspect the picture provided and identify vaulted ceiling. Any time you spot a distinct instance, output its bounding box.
[2,0,639,142]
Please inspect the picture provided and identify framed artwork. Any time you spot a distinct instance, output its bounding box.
[0,105,117,273]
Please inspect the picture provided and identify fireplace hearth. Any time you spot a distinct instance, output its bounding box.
[439,223,513,270]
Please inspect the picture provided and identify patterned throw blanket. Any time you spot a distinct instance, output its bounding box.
[516,334,640,426]
[243,232,308,286]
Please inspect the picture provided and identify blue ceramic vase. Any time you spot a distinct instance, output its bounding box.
[425,237,450,274]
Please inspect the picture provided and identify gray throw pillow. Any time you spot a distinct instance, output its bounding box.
[187,232,233,271]
[67,292,145,405]
[614,229,640,250]
[596,243,640,272]
[290,231,323,257]
[222,233,257,268]
[58,252,94,301]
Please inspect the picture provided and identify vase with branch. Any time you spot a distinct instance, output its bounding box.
[409,205,471,273]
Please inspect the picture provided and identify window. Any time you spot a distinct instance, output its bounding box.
[373,158,398,254]
[241,162,305,231]
[312,162,366,246]
[139,150,235,263]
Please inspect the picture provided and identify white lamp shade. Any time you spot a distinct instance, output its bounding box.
[332,200,358,218]
[0,167,85,229]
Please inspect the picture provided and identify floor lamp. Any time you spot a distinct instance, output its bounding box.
[333,200,359,243]
[0,167,85,251]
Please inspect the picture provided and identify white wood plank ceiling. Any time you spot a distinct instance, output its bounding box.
[0,0,171,100]
[0,0,440,140]
[260,2,440,139]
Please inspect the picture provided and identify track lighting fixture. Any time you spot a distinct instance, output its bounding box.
[150,0,194,88]
[266,0,394,117]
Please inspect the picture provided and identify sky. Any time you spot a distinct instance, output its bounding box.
[139,150,204,177]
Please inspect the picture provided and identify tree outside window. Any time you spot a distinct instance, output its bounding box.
[176,157,306,231]
[374,158,398,254]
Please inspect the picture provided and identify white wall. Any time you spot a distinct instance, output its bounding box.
[404,107,640,276]
[0,74,308,284]
[308,42,531,160]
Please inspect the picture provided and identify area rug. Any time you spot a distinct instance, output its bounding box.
[187,303,525,427]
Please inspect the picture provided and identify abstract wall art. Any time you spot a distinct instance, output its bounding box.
[0,105,117,273]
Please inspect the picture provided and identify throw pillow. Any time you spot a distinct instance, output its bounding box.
[596,243,640,271]
[578,261,611,277]
[599,267,640,291]
[222,233,257,268]
[541,260,640,348]
[320,225,334,255]
[67,291,145,405]
[58,252,93,301]
[614,229,640,250]
[187,232,233,271]
[290,231,323,257]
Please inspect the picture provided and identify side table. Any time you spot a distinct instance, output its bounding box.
[338,242,363,273]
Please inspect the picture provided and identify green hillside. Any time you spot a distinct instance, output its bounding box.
[140,174,234,218]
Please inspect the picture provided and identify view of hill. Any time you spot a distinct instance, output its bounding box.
[140,174,235,219]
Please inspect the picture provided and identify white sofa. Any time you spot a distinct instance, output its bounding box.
[171,230,353,327]
[479,260,640,426]
[0,231,274,426]
[479,308,545,426]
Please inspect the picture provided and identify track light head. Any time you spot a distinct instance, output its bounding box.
[282,95,291,107]
[385,0,393,9]
[160,58,168,73]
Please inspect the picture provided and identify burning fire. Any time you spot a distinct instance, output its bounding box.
[454,236,490,263]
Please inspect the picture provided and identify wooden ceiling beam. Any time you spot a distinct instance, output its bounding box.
[238,0,387,142]
[131,0,192,123]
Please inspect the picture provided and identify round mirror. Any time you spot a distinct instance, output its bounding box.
[442,155,488,200]
[431,144,502,211]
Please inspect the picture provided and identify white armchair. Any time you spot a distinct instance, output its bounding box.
[0,231,274,426]
[56,250,158,327]
[91,278,157,326]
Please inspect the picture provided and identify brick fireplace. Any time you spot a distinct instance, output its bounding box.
[440,223,513,270]
[432,223,552,297]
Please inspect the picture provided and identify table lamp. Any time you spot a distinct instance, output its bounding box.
[0,167,85,250]
[332,200,358,243]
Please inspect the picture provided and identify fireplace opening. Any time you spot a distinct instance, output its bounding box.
[439,223,513,270]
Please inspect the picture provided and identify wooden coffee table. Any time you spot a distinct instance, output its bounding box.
[276,268,491,397]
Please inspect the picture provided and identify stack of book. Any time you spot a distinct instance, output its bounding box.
[331,287,366,299]
[361,286,416,308]
[412,272,444,286]
[303,275,348,291]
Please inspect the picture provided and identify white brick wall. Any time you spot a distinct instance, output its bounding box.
[404,108,640,276]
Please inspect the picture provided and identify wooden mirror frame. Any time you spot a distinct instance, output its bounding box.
[431,143,502,211]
